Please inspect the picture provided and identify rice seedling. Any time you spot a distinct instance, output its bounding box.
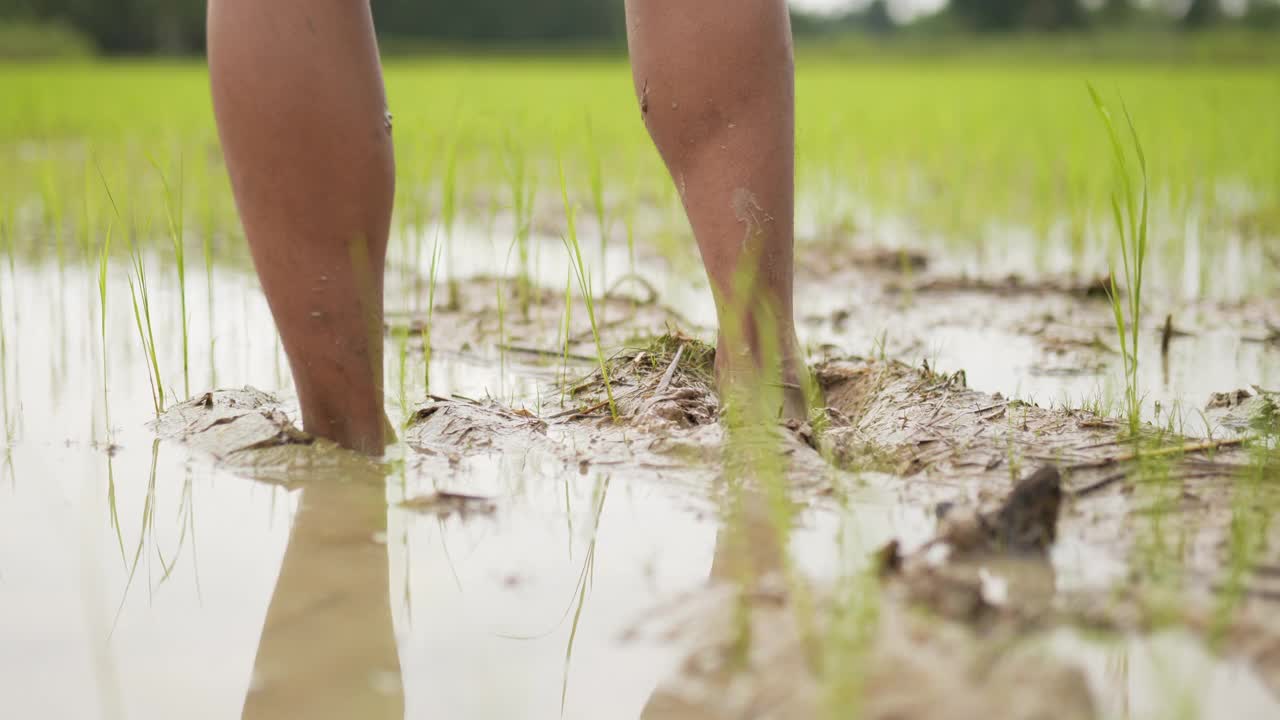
[94,161,163,422]
[495,273,509,398]
[0,209,17,447]
[623,197,637,282]
[0,199,9,269]
[395,322,411,425]
[1090,84,1149,439]
[39,161,66,273]
[422,237,443,395]
[125,227,167,418]
[150,153,190,399]
[441,134,461,311]
[558,156,616,421]
[96,219,113,440]
[504,132,536,319]
[585,115,609,314]
[559,268,574,405]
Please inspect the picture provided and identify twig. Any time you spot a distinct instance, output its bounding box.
[964,401,1008,416]
[1066,437,1249,472]
[1070,471,1127,498]
[548,386,645,420]
[501,343,596,363]
[655,344,685,395]
[603,273,659,306]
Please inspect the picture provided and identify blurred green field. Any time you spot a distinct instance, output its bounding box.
[2,55,1278,295]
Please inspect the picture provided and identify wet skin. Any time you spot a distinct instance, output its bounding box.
[208,0,802,453]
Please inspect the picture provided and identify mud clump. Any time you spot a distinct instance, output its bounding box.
[925,465,1063,560]
[150,388,404,487]
[153,388,313,461]
[878,466,1063,626]
[406,399,548,457]
[565,333,720,429]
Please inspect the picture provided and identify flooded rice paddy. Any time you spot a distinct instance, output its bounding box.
[0,211,1277,720]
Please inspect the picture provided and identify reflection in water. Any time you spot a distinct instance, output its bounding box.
[243,468,403,720]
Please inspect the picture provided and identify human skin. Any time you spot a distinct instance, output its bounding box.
[208,0,802,454]
[624,0,805,418]
[209,0,394,453]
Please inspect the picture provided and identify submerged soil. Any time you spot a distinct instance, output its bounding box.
[153,243,1280,719]
[5,228,1278,720]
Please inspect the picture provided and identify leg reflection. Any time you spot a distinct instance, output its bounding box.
[243,478,403,719]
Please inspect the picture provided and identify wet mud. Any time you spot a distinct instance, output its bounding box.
[133,236,1280,719]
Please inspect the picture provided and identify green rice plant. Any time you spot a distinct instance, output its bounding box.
[1090,84,1149,438]
[0,208,17,447]
[441,134,461,310]
[422,237,443,394]
[0,199,9,272]
[495,275,509,396]
[395,322,411,425]
[126,230,167,418]
[79,158,98,262]
[504,132,537,319]
[623,197,637,282]
[97,162,167,420]
[559,268,574,405]
[150,153,189,399]
[39,161,65,272]
[585,115,609,315]
[558,156,616,421]
[96,219,114,440]
[93,161,144,424]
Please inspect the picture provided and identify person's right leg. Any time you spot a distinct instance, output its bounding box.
[208,0,394,454]
[624,0,805,419]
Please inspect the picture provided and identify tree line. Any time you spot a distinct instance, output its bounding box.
[1,0,1276,55]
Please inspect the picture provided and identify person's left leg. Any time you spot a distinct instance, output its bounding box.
[208,0,394,453]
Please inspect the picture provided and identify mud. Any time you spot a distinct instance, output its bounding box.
[156,312,1280,719]
[7,225,1279,719]
[791,236,1280,426]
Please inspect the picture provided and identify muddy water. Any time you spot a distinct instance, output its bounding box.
[1049,630,1280,720]
[0,255,932,718]
[2,217,1278,719]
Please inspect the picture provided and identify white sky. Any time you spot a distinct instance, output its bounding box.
[790,0,951,22]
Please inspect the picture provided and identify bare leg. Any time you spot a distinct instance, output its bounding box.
[625,0,805,417]
[209,0,394,453]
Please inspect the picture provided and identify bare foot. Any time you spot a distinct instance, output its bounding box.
[714,328,810,423]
